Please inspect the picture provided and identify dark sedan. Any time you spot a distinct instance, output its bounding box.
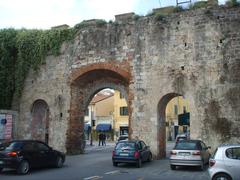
[112,140,152,168]
[0,140,65,174]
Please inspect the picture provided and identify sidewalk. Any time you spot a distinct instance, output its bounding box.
[85,140,115,151]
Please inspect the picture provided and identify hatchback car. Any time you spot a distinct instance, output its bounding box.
[175,134,188,144]
[112,140,152,168]
[208,144,240,180]
[170,140,211,170]
[0,140,65,174]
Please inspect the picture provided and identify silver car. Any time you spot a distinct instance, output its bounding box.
[169,140,211,170]
[208,144,240,180]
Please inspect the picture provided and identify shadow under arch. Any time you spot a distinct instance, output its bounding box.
[67,64,132,154]
[157,93,181,159]
[31,99,50,144]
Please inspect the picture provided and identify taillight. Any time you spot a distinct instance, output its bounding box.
[134,151,140,158]
[209,159,216,167]
[170,150,177,155]
[7,151,17,157]
[112,151,115,157]
[192,151,201,155]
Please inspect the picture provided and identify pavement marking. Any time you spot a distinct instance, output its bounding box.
[104,170,120,175]
[137,177,144,180]
[83,176,102,180]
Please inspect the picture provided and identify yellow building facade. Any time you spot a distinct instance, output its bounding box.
[165,96,190,141]
[113,91,129,139]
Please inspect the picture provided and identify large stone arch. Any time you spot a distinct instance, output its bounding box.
[31,99,50,144]
[66,62,132,154]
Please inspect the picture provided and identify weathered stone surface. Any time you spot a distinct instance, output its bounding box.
[16,6,240,158]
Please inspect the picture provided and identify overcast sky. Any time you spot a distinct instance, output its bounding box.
[0,0,227,29]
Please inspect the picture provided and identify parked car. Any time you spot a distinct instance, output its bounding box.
[170,140,211,170]
[208,144,240,180]
[0,140,65,174]
[175,133,189,144]
[112,140,152,168]
[117,135,128,142]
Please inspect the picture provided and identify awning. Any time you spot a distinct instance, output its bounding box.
[84,124,91,131]
[96,123,112,131]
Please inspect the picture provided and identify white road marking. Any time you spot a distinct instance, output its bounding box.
[104,170,120,175]
[83,175,102,180]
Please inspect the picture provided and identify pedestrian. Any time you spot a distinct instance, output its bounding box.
[98,132,103,146]
[102,133,106,146]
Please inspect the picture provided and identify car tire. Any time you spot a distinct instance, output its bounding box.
[0,167,3,172]
[147,153,152,162]
[170,165,176,170]
[55,156,64,168]
[112,161,118,167]
[17,160,30,175]
[136,159,142,168]
[213,173,232,180]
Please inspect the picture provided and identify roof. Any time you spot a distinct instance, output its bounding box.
[90,91,114,104]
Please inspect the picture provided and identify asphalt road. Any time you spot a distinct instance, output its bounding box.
[0,141,210,180]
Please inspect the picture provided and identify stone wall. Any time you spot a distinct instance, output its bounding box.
[16,6,240,157]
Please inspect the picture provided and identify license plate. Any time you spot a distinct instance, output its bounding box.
[179,152,190,156]
[120,153,128,156]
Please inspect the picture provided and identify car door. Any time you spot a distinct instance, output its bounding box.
[22,142,40,168]
[34,142,55,167]
[224,147,240,180]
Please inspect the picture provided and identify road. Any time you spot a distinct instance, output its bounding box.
[0,141,210,180]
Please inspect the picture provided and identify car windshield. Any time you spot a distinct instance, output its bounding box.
[116,142,135,150]
[175,142,198,150]
[5,142,23,151]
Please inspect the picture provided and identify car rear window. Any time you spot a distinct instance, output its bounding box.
[5,142,23,151]
[175,142,198,150]
[116,142,136,150]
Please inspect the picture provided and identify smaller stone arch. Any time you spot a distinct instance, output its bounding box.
[31,99,50,144]
[157,93,181,159]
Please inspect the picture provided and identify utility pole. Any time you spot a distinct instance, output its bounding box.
[90,108,93,146]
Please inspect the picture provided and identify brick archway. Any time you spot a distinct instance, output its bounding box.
[66,62,132,154]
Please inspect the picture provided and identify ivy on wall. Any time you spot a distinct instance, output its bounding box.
[0,28,74,109]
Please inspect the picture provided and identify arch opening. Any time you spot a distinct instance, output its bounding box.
[67,67,131,154]
[157,93,191,159]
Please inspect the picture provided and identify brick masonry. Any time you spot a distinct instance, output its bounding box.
[16,6,240,158]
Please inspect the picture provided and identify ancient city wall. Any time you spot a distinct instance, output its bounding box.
[17,6,240,157]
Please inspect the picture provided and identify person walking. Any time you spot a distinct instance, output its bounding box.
[98,133,103,146]
[102,133,106,146]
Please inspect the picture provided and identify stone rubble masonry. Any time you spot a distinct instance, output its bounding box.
[16,6,240,158]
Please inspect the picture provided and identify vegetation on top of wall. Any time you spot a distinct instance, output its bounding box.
[74,19,107,30]
[189,1,208,10]
[226,0,240,7]
[0,28,74,109]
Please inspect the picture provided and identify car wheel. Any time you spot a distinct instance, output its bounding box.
[0,167,3,172]
[136,159,142,168]
[112,161,118,167]
[55,156,64,168]
[147,153,152,162]
[17,160,30,175]
[170,165,176,170]
[213,173,232,180]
